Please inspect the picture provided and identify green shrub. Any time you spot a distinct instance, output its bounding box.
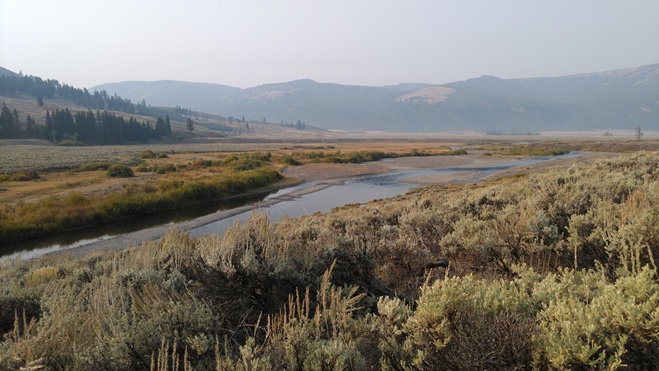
[56,139,86,146]
[0,288,42,338]
[74,162,113,172]
[281,155,301,166]
[154,163,176,174]
[383,275,537,369]
[136,163,150,172]
[141,150,157,159]
[9,171,40,181]
[446,148,468,155]
[106,164,134,178]
[535,267,659,369]
[508,145,568,157]
[190,159,214,168]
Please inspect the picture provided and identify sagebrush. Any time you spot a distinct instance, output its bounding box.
[1,151,658,370]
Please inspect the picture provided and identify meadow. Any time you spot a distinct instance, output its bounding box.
[0,139,458,244]
[1,135,658,369]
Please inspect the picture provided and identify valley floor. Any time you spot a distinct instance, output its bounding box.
[45,151,611,258]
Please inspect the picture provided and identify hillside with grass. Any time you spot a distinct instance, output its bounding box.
[2,150,658,369]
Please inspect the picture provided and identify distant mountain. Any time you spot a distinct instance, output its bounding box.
[442,64,659,132]
[93,80,241,109]
[92,64,659,132]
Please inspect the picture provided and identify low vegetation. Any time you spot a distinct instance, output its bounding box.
[72,162,113,172]
[0,170,40,182]
[106,164,134,178]
[280,148,444,166]
[141,150,170,159]
[475,144,569,157]
[1,150,657,369]
[0,153,283,244]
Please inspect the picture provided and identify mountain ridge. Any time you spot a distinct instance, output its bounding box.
[85,63,659,132]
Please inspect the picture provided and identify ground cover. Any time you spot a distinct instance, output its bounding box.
[1,149,658,369]
[0,152,284,244]
[1,136,653,245]
[0,139,461,245]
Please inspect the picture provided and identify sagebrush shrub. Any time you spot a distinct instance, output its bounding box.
[106,164,134,178]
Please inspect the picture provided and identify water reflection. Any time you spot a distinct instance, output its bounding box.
[0,192,272,260]
[192,180,412,236]
[192,152,583,236]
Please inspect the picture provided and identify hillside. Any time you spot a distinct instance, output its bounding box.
[93,63,659,133]
[0,73,218,143]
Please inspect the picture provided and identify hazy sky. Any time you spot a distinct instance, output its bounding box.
[1,0,658,89]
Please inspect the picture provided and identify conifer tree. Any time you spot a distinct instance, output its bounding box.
[0,103,14,138]
[155,117,166,137]
[165,115,172,134]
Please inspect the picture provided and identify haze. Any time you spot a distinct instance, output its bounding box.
[1,0,658,89]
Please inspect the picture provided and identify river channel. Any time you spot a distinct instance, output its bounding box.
[0,153,582,260]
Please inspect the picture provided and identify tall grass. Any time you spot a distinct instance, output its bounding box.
[0,165,282,244]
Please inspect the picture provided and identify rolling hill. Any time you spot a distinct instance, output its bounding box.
[89,63,657,133]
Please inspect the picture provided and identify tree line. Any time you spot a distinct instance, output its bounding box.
[281,119,306,130]
[0,103,171,144]
[0,73,155,116]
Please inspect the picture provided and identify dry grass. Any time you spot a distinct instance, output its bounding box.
[0,136,646,227]
[0,139,462,209]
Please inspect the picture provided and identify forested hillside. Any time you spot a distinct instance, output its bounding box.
[0,70,184,144]
[2,151,657,369]
[0,104,171,144]
[0,72,154,115]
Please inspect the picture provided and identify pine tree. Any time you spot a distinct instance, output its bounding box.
[26,114,34,137]
[165,115,172,134]
[186,118,194,131]
[155,117,166,137]
[0,103,13,138]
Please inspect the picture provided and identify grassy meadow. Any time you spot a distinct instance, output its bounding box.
[1,136,658,369]
[0,151,287,244]
[0,140,456,244]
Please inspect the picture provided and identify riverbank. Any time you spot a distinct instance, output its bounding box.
[38,152,607,259]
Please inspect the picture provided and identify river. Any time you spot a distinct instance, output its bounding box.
[0,153,583,260]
